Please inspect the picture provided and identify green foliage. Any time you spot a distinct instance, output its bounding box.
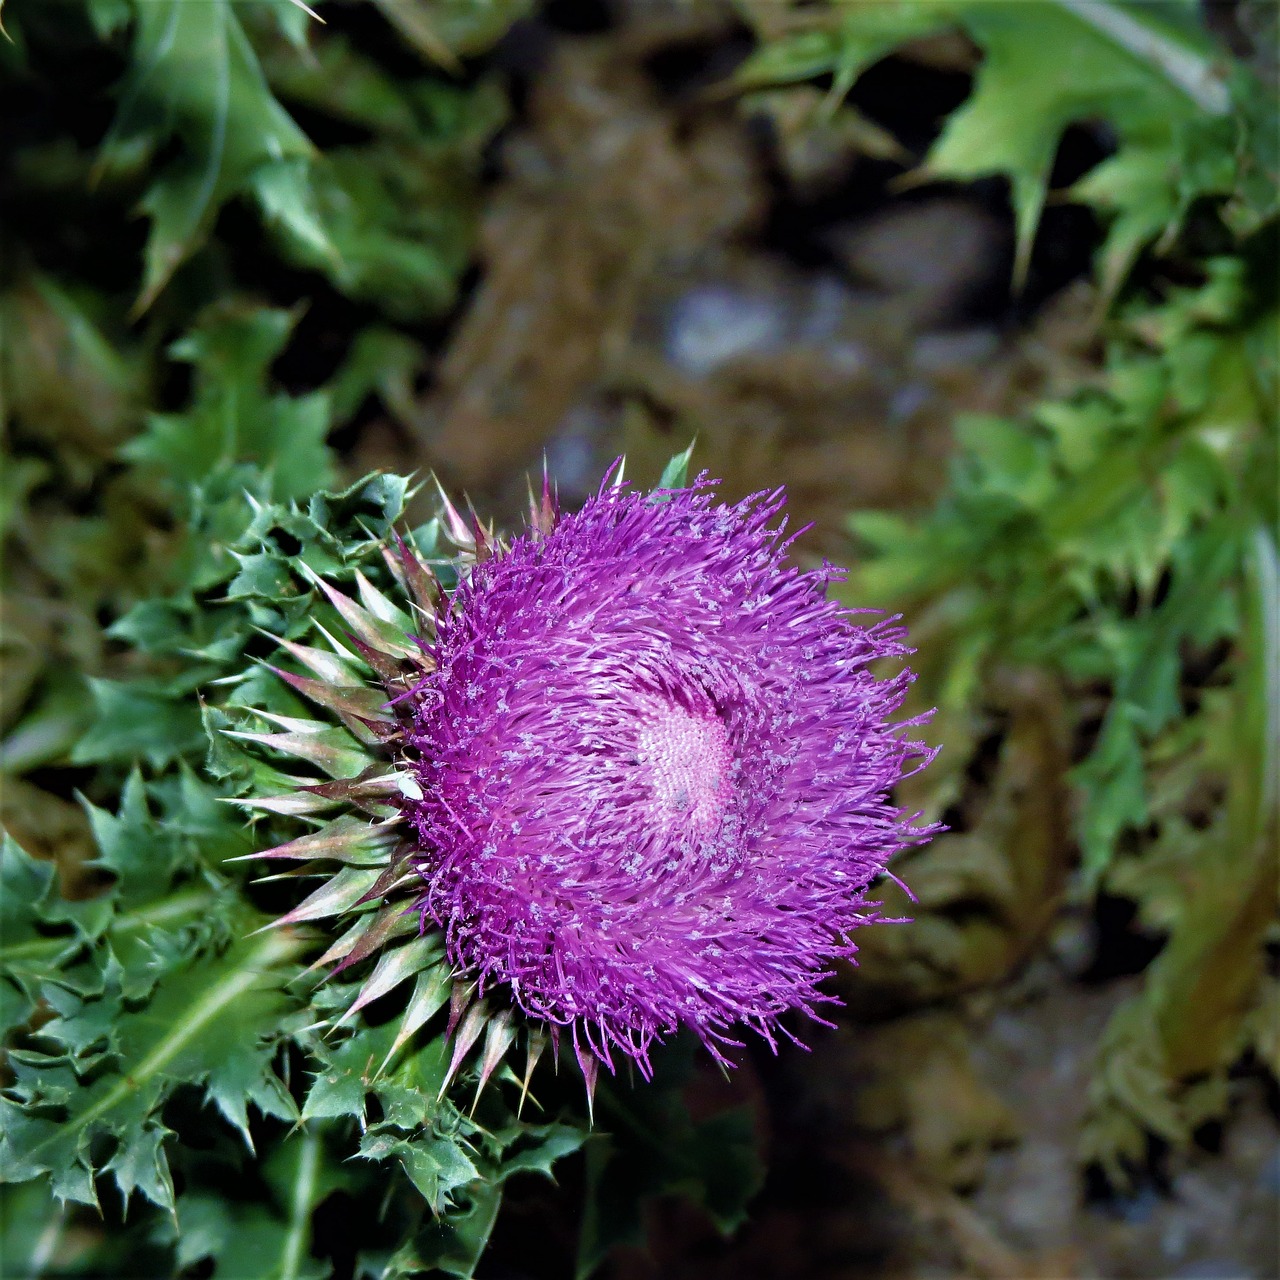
[736,0,1276,291]
[48,0,509,317]
[0,0,504,395]
[0,0,503,781]
[256,31,508,320]
[654,439,698,494]
[97,0,320,311]
[848,256,1274,872]
[122,305,336,500]
[845,253,1275,1171]
[0,762,289,1210]
[737,0,1276,1186]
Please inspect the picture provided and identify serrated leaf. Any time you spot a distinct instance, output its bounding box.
[380,1181,502,1280]
[226,550,297,602]
[101,1123,176,1210]
[738,0,1242,290]
[272,138,486,321]
[0,837,112,1031]
[301,1034,380,1125]
[0,927,304,1209]
[72,678,205,769]
[100,0,316,310]
[123,305,336,503]
[497,1122,588,1182]
[380,0,531,61]
[80,770,187,905]
[107,598,195,656]
[250,155,340,269]
[357,1128,479,1214]
[329,327,425,425]
[302,1014,446,1128]
[734,3,939,94]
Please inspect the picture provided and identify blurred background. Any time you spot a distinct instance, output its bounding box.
[1,1,1277,1277]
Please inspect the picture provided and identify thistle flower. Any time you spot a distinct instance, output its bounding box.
[402,471,935,1079]
[244,466,934,1103]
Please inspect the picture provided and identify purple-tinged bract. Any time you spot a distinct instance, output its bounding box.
[403,477,936,1076]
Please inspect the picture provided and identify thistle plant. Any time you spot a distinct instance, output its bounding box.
[232,457,936,1117]
[6,1,1271,1271]
[10,291,921,1272]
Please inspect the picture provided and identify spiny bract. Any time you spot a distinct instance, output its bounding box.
[399,472,937,1079]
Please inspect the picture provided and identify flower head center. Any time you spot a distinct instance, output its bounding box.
[635,700,732,838]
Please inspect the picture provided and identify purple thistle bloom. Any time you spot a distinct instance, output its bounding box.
[403,475,936,1077]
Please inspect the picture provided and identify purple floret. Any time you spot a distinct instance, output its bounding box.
[402,475,937,1076]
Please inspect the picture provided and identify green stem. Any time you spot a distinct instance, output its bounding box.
[279,1129,321,1280]
[1051,0,1230,115]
